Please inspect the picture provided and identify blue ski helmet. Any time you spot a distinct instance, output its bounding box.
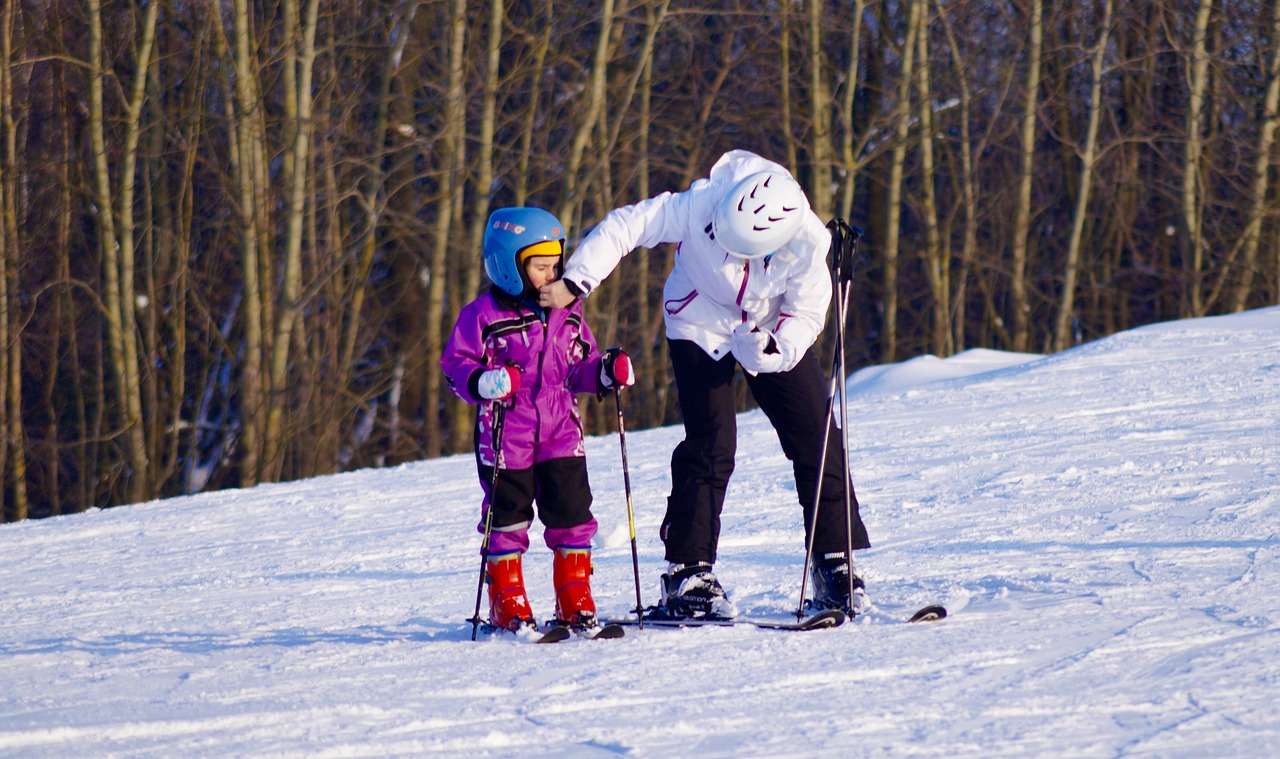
[482,207,566,297]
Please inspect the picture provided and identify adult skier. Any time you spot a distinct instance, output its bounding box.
[539,150,870,619]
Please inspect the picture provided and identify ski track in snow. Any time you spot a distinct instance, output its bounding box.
[1,307,1279,757]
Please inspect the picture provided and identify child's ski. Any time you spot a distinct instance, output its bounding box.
[473,621,573,643]
[570,621,626,640]
[530,625,573,643]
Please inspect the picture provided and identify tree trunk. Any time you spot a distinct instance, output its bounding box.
[1229,0,1280,312]
[838,0,867,222]
[516,3,554,206]
[1182,0,1212,317]
[1053,0,1112,352]
[264,0,320,480]
[1010,0,1042,352]
[557,0,615,232]
[424,0,468,458]
[882,0,923,362]
[88,0,159,503]
[227,0,268,486]
[808,0,833,220]
[1,0,26,520]
[914,2,949,356]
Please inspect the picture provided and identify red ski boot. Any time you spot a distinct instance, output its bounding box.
[486,551,535,630]
[553,546,597,626]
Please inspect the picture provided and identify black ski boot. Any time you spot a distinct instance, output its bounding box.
[809,552,867,616]
[659,562,737,619]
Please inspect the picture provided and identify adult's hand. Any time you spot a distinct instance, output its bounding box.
[539,280,576,309]
[729,322,785,374]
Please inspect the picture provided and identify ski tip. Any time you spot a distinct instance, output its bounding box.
[587,623,626,639]
[535,625,573,643]
[820,608,848,626]
[907,604,948,623]
[798,608,846,629]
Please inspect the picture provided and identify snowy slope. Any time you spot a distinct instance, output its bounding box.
[1,307,1278,758]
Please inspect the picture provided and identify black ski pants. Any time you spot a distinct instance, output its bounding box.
[661,339,871,565]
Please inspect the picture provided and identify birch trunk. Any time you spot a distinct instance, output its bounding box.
[1230,0,1280,311]
[227,0,268,485]
[808,0,833,220]
[882,0,923,361]
[0,0,24,519]
[938,2,983,353]
[263,0,319,480]
[914,1,949,356]
[558,0,615,232]
[838,0,867,222]
[781,2,796,173]
[1182,0,1212,317]
[516,3,553,206]
[343,2,420,392]
[1053,0,1112,352]
[88,0,159,502]
[424,0,467,458]
[453,0,505,449]
[1009,0,1042,352]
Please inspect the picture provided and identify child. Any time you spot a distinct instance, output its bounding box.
[441,207,634,632]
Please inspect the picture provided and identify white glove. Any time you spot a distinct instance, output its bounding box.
[477,366,520,400]
[729,322,785,374]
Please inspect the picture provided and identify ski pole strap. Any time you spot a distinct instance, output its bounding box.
[825,218,863,285]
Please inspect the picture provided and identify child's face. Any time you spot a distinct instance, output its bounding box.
[524,255,560,290]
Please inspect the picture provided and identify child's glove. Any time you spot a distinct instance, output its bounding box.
[600,348,636,390]
[729,321,793,374]
[477,366,521,400]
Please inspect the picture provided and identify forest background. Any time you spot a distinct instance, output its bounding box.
[2,0,1278,521]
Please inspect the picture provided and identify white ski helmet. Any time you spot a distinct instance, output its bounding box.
[711,170,809,259]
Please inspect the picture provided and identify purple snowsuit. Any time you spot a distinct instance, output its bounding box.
[441,289,605,555]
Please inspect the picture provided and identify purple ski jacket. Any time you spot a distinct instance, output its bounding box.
[441,289,606,470]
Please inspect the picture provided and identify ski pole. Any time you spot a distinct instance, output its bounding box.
[797,220,860,620]
[614,386,645,628]
[471,400,508,641]
[836,226,861,615]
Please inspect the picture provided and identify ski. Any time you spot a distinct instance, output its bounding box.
[472,620,573,644]
[608,607,845,632]
[855,604,948,625]
[906,604,948,623]
[752,608,846,630]
[570,622,626,640]
[531,625,573,643]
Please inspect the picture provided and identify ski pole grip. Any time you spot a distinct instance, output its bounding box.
[826,218,862,284]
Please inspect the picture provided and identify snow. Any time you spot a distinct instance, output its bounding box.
[3,307,1280,758]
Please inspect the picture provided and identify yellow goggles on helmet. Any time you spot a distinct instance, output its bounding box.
[518,239,563,264]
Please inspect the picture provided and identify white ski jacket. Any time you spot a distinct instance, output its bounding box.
[562,150,833,370]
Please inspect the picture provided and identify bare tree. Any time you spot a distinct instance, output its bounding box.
[88,0,160,502]
[424,0,469,458]
[914,0,949,356]
[223,0,269,486]
[1009,0,1043,352]
[1182,0,1213,317]
[837,0,869,223]
[882,0,923,361]
[1053,0,1113,352]
[1228,0,1280,311]
[808,0,834,219]
[0,0,26,519]
[262,0,320,479]
[557,0,617,231]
